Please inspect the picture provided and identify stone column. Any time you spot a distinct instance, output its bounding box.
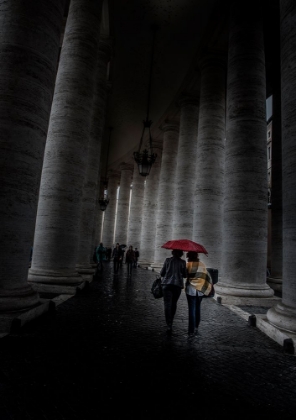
[172,94,199,239]
[267,89,283,291]
[152,120,179,269]
[28,0,103,289]
[193,54,226,272]
[102,170,120,248]
[92,176,105,251]
[216,2,273,299]
[267,0,296,333]
[0,0,66,311]
[115,163,133,245]
[127,161,145,249]
[76,37,112,276]
[91,82,113,254]
[139,144,162,265]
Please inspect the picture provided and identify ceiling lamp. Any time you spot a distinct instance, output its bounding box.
[98,127,112,211]
[133,25,157,177]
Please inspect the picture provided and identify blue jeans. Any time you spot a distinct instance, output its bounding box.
[186,293,203,333]
[162,285,182,328]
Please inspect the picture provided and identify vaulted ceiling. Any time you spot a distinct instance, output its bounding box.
[64,0,280,175]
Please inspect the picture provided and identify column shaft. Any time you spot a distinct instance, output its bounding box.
[193,55,226,271]
[102,171,120,248]
[0,0,65,310]
[140,146,162,264]
[267,0,296,332]
[217,2,273,298]
[127,161,145,249]
[29,0,103,285]
[153,121,179,267]
[115,163,133,245]
[76,38,112,273]
[172,95,199,239]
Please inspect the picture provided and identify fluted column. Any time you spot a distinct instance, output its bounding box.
[216,2,273,298]
[28,0,103,287]
[76,37,112,275]
[127,161,145,249]
[267,0,296,333]
[102,170,120,248]
[92,176,105,251]
[172,94,199,239]
[115,163,133,245]
[0,0,66,311]
[152,121,179,268]
[193,54,226,272]
[139,145,162,265]
[267,88,283,291]
[91,82,113,254]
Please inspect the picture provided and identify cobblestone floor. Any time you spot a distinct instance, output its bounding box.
[0,263,295,419]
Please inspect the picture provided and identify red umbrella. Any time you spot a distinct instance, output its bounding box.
[161,239,208,255]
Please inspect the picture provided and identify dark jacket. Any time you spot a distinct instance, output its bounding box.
[160,256,187,288]
[112,246,123,260]
[125,249,135,263]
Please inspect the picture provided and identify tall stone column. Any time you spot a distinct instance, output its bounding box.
[193,55,226,272]
[152,121,179,269]
[102,170,120,248]
[267,89,283,291]
[139,144,162,265]
[267,0,296,333]
[92,176,105,250]
[115,163,133,245]
[127,161,145,249]
[91,82,113,254]
[0,0,66,312]
[172,94,199,239]
[28,0,103,289]
[76,38,112,276]
[216,2,273,299]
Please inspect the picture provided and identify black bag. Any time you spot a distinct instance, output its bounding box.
[151,277,163,299]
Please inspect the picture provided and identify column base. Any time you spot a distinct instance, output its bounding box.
[76,265,95,282]
[28,268,83,285]
[0,284,40,312]
[267,276,283,292]
[0,298,53,336]
[267,301,296,334]
[150,263,162,272]
[29,280,89,296]
[214,282,274,298]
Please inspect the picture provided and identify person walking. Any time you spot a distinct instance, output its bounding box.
[119,245,126,268]
[125,245,135,277]
[112,243,123,275]
[134,247,139,267]
[96,242,106,271]
[185,251,212,337]
[160,249,187,335]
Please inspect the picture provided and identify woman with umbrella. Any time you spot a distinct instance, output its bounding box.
[160,248,187,335]
[160,239,209,336]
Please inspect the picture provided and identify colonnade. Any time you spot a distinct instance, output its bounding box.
[0,0,296,339]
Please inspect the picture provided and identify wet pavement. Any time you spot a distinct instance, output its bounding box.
[0,262,295,419]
